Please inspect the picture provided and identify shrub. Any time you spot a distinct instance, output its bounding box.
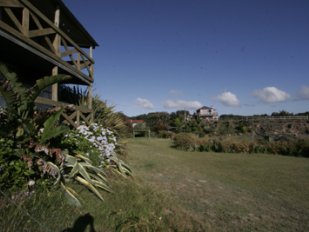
[210,139,223,152]
[173,133,199,151]
[0,64,131,205]
[158,130,175,139]
[221,139,250,153]
[0,138,34,190]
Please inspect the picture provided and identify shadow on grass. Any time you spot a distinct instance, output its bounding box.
[62,213,95,232]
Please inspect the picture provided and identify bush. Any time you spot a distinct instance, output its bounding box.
[171,132,309,157]
[0,138,34,190]
[0,65,131,205]
[220,139,250,153]
[158,130,175,139]
[173,133,199,151]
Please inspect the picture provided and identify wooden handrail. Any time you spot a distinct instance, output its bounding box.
[35,96,91,113]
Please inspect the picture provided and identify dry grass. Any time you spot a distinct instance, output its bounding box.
[127,138,309,231]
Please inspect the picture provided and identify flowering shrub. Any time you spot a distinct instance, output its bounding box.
[62,123,131,176]
[77,123,117,158]
[63,123,117,162]
[0,65,130,205]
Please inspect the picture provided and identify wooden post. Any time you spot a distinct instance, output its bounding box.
[76,110,80,126]
[87,84,93,109]
[89,46,94,79]
[87,46,94,123]
[52,7,60,101]
[87,47,93,110]
[22,8,29,36]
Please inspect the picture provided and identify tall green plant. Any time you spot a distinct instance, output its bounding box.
[0,64,71,191]
[0,64,131,205]
[92,96,129,138]
[0,64,71,141]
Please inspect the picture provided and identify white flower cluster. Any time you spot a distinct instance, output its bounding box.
[76,123,117,158]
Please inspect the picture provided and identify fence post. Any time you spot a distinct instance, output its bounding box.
[76,109,80,127]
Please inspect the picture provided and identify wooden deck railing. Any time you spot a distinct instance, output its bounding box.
[35,96,93,128]
[0,0,94,85]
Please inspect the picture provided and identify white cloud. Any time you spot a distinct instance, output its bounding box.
[136,97,154,109]
[217,91,240,107]
[253,86,290,103]
[163,100,203,110]
[299,86,309,100]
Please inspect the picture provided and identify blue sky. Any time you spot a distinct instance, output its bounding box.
[65,0,309,116]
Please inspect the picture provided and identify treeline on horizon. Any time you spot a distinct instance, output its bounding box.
[128,110,309,120]
[121,110,309,135]
[125,110,309,157]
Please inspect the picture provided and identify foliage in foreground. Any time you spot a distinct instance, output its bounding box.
[0,180,203,232]
[172,132,309,156]
[0,64,131,205]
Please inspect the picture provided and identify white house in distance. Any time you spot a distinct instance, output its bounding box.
[196,106,218,121]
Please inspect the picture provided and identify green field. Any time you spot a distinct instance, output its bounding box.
[1,138,309,231]
[127,138,309,231]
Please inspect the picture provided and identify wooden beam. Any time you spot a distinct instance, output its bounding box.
[51,7,60,102]
[61,38,78,66]
[61,112,77,128]
[61,48,77,58]
[79,60,91,70]
[0,23,92,85]
[4,7,22,32]
[30,12,55,52]
[87,84,92,110]
[0,0,23,7]
[89,46,94,79]
[22,7,29,36]
[35,96,90,112]
[80,54,91,74]
[51,66,58,101]
[88,46,93,109]
[20,0,94,64]
[29,28,55,38]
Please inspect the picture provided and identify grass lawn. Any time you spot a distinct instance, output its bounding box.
[1,138,308,231]
[127,138,309,231]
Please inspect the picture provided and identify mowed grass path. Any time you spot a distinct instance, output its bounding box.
[127,138,309,231]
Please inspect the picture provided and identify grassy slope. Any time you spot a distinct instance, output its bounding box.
[1,138,308,231]
[127,138,309,231]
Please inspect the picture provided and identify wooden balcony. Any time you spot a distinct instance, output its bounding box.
[0,0,98,126]
[0,0,98,84]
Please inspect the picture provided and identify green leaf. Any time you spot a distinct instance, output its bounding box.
[91,179,112,193]
[16,127,24,137]
[75,154,92,163]
[76,162,92,183]
[46,161,61,184]
[65,154,78,166]
[69,162,79,178]
[75,176,104,201]
[29,74,72,102]
[40,110,69,143]
[61,182,81,207]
